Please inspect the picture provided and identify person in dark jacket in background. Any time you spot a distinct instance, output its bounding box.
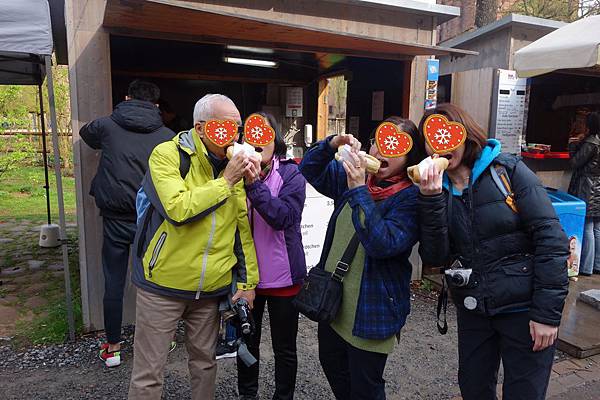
[568,111,600,276]
[236,112,306,400]
[300,117,425,400]
[79,80,174,367]
[417,103,569,400]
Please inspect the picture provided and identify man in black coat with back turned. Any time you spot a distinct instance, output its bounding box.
[80,80,174,367]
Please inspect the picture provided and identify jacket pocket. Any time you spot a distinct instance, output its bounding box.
[488,253,534,310]
[148,232,167,278]
[379,269,404,320]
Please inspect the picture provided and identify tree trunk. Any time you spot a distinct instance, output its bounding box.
[475,0,498,27]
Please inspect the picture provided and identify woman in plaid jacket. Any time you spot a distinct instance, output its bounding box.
[299,117,425,400]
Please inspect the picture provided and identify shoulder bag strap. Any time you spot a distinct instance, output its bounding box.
[331,233,360,283]
[178,147,191,179]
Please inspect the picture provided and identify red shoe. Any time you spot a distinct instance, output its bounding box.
[99,343,121,367]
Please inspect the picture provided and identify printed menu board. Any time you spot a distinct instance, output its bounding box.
[493,69,527,154]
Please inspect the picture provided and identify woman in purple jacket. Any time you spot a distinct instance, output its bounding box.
[237,112,307,400]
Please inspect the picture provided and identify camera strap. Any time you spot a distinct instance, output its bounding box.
[436,275,448,335]
[434,189,453,335]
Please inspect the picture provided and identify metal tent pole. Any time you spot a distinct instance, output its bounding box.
[45,55,75,341]
[38,84,52,225]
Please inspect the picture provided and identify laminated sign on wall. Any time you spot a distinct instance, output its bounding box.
[286,87,303,117]
[491,69,527,154]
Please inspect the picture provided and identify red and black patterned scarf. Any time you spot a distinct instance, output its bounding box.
[366,173,412,201]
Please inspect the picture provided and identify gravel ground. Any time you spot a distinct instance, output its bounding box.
[0,293,464,399]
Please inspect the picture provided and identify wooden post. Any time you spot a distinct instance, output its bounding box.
[409,56,428,126]
[66,0,138,332]
[402,60,412,119]
[317,78,329,140]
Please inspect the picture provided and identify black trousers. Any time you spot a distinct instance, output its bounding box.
[318,323,388,400]
[457,309,556,400]
[237,294,299,400]
[101,217,137,345]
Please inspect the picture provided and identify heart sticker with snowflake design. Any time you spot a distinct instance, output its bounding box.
[244,114,275,147]
[375,122,413,158]
[423,114,466,153]
[204,119,238,147]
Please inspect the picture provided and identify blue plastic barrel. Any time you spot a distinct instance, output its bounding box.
[546,189,586,277]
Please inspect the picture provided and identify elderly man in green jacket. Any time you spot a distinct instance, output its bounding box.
[129,94,259,400]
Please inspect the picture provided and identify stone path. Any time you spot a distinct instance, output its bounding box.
[546,354,600,399]
[0,218,76,339]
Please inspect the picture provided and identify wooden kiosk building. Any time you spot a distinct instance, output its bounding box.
[65,0,473,331]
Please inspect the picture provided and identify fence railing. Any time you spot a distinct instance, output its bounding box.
[0,129,73,154]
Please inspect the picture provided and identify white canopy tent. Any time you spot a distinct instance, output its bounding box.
[0,0,75,340]
[514,15,600,78]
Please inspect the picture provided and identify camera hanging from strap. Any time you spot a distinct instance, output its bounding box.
[437,275,448,335]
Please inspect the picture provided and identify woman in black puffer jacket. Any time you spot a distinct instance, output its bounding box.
[417,104,569,400]
[568,111,600,276]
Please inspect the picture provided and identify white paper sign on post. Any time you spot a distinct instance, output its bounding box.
[301,183,334,270]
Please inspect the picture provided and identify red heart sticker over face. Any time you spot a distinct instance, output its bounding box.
[375,122,413,158]
[204,119,238,147]
[244,114,275,147]
[423,114,467,153]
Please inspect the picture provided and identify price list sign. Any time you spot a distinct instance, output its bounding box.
[301,184,334,269]
[493,69,527,154]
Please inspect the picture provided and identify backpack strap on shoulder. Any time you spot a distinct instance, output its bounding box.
[178,146,191,179]
[137,146,190,259]
[490,164,518,213]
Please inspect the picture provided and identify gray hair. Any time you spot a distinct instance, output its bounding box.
[192,94,236,124]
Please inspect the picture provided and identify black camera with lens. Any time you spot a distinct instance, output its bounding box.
[232,298,255,336]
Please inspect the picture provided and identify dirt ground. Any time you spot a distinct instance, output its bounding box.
[2,221,598,399]
[0,294,463,400]
[1,292,599,399]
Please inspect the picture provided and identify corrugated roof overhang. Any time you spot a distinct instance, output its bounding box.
[103,0,476,61]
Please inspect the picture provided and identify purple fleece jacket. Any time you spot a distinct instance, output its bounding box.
[245,158,307,289]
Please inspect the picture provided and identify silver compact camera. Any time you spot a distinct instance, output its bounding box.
[445,259,472,287]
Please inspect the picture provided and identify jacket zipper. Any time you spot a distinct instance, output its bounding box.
[148,232,167,278]
[196,211,217,299]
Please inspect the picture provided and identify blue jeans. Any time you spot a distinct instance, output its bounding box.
[225,320,237,343]
[581,217,600,274]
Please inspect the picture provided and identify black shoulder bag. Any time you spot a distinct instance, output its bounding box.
[293,234,360,323]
